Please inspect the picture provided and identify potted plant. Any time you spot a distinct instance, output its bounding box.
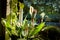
[1,12,45,40]
[1,4,45,40]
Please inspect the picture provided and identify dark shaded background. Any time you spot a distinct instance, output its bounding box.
[0,0,6,40]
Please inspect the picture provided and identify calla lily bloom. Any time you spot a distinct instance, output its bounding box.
[29,6,34,16]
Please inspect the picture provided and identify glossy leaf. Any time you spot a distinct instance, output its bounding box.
[29,22,45,37]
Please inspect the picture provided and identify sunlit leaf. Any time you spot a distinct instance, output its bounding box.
[19,2,24,9]
[29,22,45,37]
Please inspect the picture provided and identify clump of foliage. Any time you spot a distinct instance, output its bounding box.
[1,11,45,40]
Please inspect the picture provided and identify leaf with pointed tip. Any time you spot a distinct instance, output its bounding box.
[29,22,45,37]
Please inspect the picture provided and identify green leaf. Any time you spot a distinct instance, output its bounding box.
[29,22,45,37]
